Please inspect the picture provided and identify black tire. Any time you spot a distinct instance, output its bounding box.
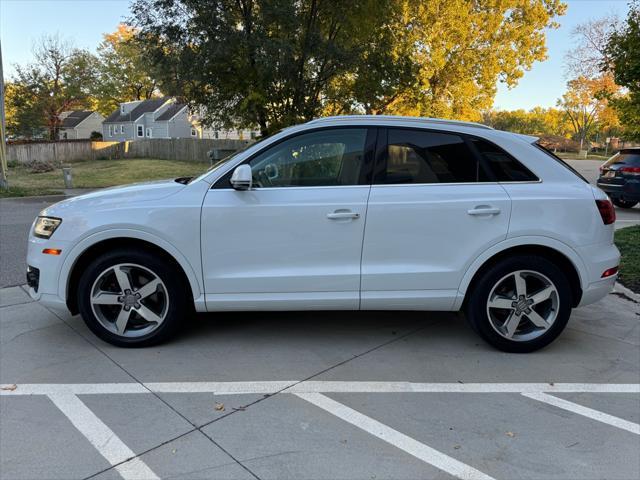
[465,255,572,353]
[77,248,191,347]
[612,198,638,209]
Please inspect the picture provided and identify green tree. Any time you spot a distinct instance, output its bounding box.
[605,1,640,140]
[94,24,160,116]
[131,0,389,135]
[130,0,565,133]
[9,35,98,140]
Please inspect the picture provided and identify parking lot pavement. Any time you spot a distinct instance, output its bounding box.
[1,283,639,480]
[565,159,640,230]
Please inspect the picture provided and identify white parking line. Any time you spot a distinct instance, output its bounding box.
[522,392,640,435]
[2,381,639,396]
[296,392,496,480]
[48,394,159,480]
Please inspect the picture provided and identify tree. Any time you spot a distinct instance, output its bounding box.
[93,24,160,116]
[481,107,572,137]
[131,0,389,135]
[130,0,566,133]
[565,15,619,79]
[557,74,619,150]
[358,0,567,121]
[605,0,640,140]
[9,35,98,140]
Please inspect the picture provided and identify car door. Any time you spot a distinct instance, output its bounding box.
[201,127,376,311]
[360,128,512,310]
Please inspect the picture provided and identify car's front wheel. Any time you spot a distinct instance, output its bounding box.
[77,249,189,347]
[612,198,638,209]
[465,255,572,353]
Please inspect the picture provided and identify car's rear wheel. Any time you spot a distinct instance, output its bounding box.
[465,255,572,353]
[78,249,189,347]
[612,198,638,209]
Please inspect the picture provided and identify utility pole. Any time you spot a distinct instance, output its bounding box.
[0,38,8,190]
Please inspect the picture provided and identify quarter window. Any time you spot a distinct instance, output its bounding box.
[376,129,479,184]
[471,138,538,182]
[247,128,368,188]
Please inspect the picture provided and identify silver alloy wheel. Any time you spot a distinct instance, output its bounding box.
[486,270,559,342]
[90,263,169,338]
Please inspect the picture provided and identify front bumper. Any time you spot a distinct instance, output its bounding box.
[26,233,72,312]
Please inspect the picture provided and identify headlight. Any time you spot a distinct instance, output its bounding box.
[33,216,62,239]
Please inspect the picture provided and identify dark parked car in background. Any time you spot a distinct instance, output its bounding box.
[597,148,640,208]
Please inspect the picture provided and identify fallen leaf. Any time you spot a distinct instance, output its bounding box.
[505,431,515,438]
[1,384,17,391]
[453,445,461,450]
[215,402,225,411]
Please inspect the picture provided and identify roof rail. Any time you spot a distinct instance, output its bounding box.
[307,115,493,130]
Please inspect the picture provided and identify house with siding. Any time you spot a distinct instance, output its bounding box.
[102,98,195,141]
[58,111,104,140]
[103,97,261,141]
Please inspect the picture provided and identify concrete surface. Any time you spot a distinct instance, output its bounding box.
[1,283,638,480]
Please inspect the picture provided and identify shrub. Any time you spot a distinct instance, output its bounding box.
[25,159,57,173]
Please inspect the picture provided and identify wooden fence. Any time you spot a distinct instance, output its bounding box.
[7,138,253,165]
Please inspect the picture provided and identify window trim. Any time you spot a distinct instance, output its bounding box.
[146,127,152,138]
[137,125,144,137]
[212,125,378,190]
[108,125,112,137]
[373,126,539,186]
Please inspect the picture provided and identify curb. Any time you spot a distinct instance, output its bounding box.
[613,282,640,303]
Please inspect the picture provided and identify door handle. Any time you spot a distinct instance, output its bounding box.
[327,211,360,220]
[467,206,501,216]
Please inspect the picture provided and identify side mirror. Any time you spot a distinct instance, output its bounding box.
[230,164,252,190]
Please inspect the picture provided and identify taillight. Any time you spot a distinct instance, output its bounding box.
[620,166,640,175]
[596,199,616,225]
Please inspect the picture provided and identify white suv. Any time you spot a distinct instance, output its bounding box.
[27,116,620,352]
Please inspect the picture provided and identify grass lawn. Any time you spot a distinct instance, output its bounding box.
[1,158,207,198]
[557,152,611,161]
[614,225,640,293]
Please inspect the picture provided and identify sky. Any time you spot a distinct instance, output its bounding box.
[0,0,632,111]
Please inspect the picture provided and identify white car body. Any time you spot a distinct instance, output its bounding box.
[27,116,619,322]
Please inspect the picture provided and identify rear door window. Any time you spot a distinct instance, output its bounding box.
[375,129,480,184]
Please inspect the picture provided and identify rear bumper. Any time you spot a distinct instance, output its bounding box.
[597,179,640,201]
[575,242,620,307]
[578,276,617,307]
